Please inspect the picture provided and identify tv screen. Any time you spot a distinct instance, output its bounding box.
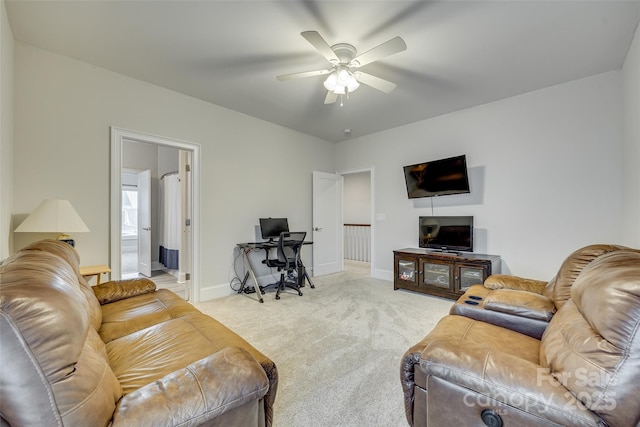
[419,216,473,252]
[259,218,289,241]
[404,155,470,199]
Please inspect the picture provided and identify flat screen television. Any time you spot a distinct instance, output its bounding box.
[419,216,473,252]
[259,217,289,242]
[404,154,470,199]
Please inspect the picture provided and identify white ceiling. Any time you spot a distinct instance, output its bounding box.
[6,1,640,143]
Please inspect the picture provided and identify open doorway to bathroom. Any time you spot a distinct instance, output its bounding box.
[118,144,190,299]
[342,169,373,278]
[111,127,200,302]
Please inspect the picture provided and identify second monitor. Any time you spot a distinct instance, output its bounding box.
[259,218,289,242]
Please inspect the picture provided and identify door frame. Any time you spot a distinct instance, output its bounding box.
[339,167,375,277]
[110,127,201,301]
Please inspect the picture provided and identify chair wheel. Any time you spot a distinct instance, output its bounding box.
[275,295,280,300]
[298,291,303,296]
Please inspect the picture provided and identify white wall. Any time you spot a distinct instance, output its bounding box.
[622,22,640,248]
[12,43,335,299]
[0,0,13,260]
[343,172,371,224]
[336,71,624,281]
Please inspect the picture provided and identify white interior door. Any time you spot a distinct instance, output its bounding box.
[312,171,343,276]
[138,170,152,277]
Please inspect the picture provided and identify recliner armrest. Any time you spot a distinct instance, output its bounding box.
[450,286,550,338]
[111,347,269,427]
[92,278,156,304]
[484,289,556,322]
[484,274,547,294]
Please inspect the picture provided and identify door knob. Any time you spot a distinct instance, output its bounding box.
[314,227,323,231]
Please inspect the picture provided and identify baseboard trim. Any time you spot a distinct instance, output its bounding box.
[373,269,393,282]
[199,283,237,301]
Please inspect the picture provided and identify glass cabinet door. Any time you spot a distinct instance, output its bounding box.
[420,260,452,289]
[396,258,418,284]
[456,265,487,292]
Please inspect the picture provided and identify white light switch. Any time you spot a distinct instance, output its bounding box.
[376,213,386,221]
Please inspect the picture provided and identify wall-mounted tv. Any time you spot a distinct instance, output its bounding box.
[419,216,474,253]
[404,154,470,199]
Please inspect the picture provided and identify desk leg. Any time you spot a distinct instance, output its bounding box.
[241,249,264,303]
[298,260,315,288]
[304,270,315,288]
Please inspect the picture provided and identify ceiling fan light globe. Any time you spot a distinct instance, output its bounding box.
[323,73,338,91]
[347,77,360,92]
[337,68,351,85]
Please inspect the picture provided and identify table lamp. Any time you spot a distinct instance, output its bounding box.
[14,199,90,247]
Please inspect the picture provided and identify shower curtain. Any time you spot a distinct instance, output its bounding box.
[159,173,180,270]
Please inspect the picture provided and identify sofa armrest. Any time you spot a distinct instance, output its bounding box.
[484,289,556,321]
[450,287,551,339]
[92,278,156,304]
[420,340,603,426]
[483,274,547,294]
[111,347,269,427]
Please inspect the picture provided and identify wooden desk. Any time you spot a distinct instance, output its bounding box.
[80,265,111,285]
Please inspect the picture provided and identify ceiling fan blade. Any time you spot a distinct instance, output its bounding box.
[324,91,338,104]
[301,31,340,64]
[277,69,331,81]
[351,36,407,67]
[356,72,397,94]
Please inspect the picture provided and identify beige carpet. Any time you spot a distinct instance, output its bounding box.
[194,263,452,427]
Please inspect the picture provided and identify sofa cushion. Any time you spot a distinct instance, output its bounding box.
[98,289,202,343]
[0,250,122,426]
[540,250,640,427]
[106,312,272,393]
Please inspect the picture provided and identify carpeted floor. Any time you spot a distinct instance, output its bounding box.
[194,263,453,427]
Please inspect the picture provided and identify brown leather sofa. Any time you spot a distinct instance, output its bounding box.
[0,240,278,427]
[401,248,640,427]
[450,244,631,339]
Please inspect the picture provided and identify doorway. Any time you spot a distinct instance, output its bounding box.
[341,169,373,278]
[110,127,201,302]
[121,170,143,277]
[311,169,374,278]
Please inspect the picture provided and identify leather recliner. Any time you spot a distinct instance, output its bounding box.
[401,249,640,427]
[450,244,631,338]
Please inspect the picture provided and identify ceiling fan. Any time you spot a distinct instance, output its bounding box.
[277,31,407,105]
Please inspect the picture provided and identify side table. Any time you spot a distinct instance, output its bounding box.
[80,264,111,285]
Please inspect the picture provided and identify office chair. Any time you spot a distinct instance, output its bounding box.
[265,231,307,300]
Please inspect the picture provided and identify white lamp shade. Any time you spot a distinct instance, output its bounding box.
[15,199,90,233]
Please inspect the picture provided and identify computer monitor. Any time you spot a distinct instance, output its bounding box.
[259,218,289,242]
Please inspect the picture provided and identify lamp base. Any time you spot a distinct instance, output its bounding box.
[57,234,75,247]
